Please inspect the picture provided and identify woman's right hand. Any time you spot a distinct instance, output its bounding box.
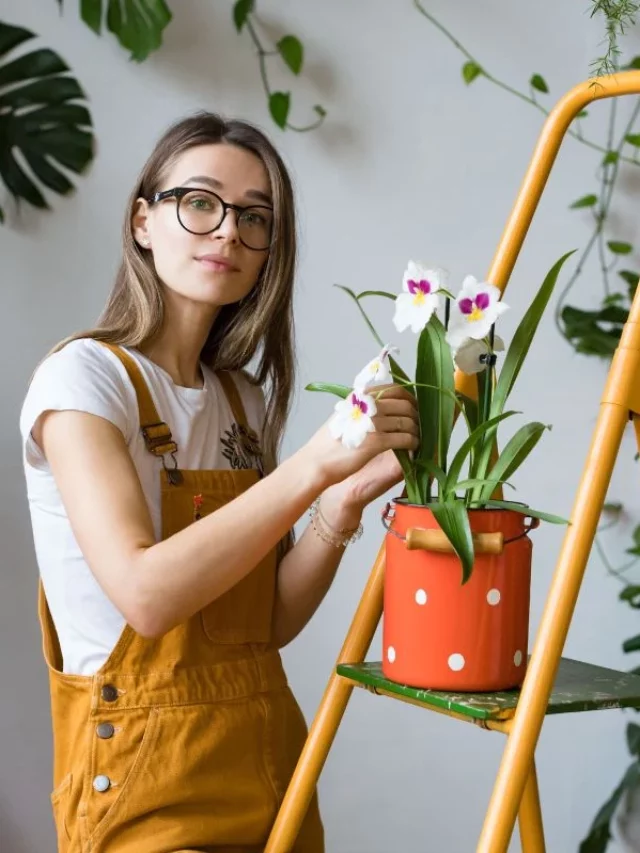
[303,384,420,488]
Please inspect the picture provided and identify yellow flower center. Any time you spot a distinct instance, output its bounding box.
[350,406,363,421]
[467,306,484,322]
[412,291,425,306]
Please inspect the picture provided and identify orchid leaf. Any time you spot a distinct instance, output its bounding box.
[430,501,474,584]
[416,457,447,502]
[476,499,569,525]
[417,314,455,471]
[491,250,576,419]
[478,422,550,503]
[443,411,519,499]
[357,289,396,301]
[305,382,351,399]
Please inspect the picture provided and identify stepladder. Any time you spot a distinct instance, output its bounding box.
[265,70,640,853]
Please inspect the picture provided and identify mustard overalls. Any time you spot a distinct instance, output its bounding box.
[39,344,324,852]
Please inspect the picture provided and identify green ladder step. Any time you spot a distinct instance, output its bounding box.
[336,658,640,722]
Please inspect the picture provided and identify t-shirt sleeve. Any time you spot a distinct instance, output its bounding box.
[19,339,133,471]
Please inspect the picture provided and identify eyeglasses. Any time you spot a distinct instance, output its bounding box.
[147,187,273,251]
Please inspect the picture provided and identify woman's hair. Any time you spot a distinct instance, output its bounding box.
[53,110,297,487]
[51,111,298,557]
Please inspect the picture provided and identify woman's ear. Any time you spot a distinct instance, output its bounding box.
[132,198,152,249]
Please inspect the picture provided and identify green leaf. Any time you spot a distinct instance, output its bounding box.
[462,60,483,84]
[628,56,640,70]
[576,109,588,119]
[0,22,94,216]
[579,762,640,853]
[491,251,575,419]
[277,35,303,75]
[453,477,514,493]
[621,587,640,609]
[479,422,550,503]
[633,524,640,547]
[233,0,254,32]
[416,458,447,502]
[570,194,598,209]
[443,411,519,499]
[304,382,351,399]
[80,0,102,34]
[397,451,420,504]
[103,0,172,62]
[623,633,640,653]
[357,289,396,301]
[430,501,475,584]
[530,73,549,93]
[602,501,623,514]
[628,723,640,757]
[603,150,619,166]
[476,499,569,525]
[561,303,623,357]
[416,315,455,472]
[313,104,327,118]
[618,269,639,289]
[608,240,633,255]
[627,133,640,147]
[457,392,479,432]
[269,91,290,129]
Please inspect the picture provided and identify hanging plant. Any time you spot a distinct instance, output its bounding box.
[55,0,172,63]
[0,20,94,223]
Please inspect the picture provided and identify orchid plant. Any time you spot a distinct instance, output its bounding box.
[308,252,575,582]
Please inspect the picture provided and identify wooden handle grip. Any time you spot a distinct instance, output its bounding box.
[405,528,504,555]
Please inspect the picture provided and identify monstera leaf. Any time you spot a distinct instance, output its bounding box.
[0,21,94,223]
[57,0,172,62]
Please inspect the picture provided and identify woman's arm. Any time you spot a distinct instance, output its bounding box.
[270,447,412,648]
[35,384,416,638]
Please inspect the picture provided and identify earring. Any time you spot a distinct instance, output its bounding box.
[141,237,150,247]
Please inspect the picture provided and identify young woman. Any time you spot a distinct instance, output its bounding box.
[20,112,419,853]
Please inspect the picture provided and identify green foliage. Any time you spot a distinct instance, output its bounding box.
[0,21,94,222]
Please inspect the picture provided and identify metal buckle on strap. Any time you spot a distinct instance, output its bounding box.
[140,422,177,455]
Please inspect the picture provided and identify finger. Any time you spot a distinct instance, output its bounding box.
[382,431,419,451]
[372,385,418,408]
[374,415,420,437]
[374,399,419,419]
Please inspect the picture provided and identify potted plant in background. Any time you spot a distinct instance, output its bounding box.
[307,251,573,692]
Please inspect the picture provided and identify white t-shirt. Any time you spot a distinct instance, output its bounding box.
[19,338,266,677]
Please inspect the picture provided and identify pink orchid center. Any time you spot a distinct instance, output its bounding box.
[408,277,432,305]
[350,393,369,419]
[459,291,490,322]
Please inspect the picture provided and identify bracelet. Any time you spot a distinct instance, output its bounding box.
[308,498,364,548]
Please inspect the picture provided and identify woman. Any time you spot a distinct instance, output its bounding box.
[20,111,419,853]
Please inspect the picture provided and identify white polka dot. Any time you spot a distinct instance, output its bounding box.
[514,650,523,667]
[448,653,465,671]
[415,589,428,605]
[387,646,396,663]
[487,589,501,606]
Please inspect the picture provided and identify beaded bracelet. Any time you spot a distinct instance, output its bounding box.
[309,498,364,548]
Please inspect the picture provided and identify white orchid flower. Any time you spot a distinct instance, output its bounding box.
[393,261,446,334]
[353,344,399,393]
[329,390,377,449]
[454,335,505,374]
[445,275,509,351]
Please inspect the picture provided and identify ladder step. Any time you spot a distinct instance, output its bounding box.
[337,658,640,722]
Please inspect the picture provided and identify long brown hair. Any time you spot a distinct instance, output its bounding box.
[54,111,297,482]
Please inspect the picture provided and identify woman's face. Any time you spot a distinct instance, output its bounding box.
[133,143,271,308]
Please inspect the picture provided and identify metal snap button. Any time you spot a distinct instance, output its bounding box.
[101,684,118,703]
[96,722,115,739]
[92,775,111,793]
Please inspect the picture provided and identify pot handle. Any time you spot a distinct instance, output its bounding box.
[405,528,504,555]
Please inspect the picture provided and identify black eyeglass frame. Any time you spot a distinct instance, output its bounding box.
[147,186,273,251]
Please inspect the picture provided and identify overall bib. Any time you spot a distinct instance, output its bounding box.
[38,344,324,852]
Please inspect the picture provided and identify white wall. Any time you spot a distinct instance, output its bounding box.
[2,1,640,850]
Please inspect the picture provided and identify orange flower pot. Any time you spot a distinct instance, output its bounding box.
[382,500,536,692]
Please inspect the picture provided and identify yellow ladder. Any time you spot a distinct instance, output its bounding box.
[266,71,640,853]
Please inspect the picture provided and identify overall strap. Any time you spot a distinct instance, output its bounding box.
[217,371,250,430]
[98,342,178,459]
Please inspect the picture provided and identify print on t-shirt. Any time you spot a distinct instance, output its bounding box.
[221,422,264,475]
